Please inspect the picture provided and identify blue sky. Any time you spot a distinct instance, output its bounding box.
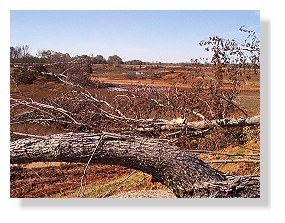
[10,10,260,63]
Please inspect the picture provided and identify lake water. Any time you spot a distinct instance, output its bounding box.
[107,86,167,92]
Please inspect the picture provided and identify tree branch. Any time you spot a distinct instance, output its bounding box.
[10,132,260,198]
[204,159,259,164]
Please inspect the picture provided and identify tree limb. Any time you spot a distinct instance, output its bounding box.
[204,159,260,164]
[10,132,260,198]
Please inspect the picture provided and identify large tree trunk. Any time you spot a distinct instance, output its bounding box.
[10,132,260,198]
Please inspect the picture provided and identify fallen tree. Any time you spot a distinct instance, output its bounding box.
[137,115,260,132]
[10,63,260,198]
[10,131,260,198]
[10,67,260,197]
[10,26,260,198]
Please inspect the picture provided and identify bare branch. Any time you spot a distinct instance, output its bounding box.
[10,132,260,198]
[102,170,137,198]
[204,159,260,164]
[77,133,104,197]
[216,94,248,116]
[11,131,48,139]
[189,150,260,157]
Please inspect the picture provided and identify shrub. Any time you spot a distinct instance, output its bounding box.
[11,67,37,84]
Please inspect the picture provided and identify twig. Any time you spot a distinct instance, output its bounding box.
[215,156,229,170]
[11,97,87,127]
[10,74,25,99]
[124,175,150,191]
[102,170,137,198]
[190,150,260,156]
[10,131,48,139]
[101,138,147,197]
[204,159,260,164]
[163,130,182,138]
[216,94,248,116]
[252,166,260,174]
[44,69,128,119]
[77,133,104,197]
[30,169,43,179]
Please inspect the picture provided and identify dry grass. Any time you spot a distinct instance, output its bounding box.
[198,140,260,175]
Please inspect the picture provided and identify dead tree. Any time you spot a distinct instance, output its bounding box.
[10,62,260,198]
[10,128,260,198]
[10,61,260,198]
[10,26,260,198]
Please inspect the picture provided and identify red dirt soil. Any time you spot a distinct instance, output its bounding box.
[10,163,135,198]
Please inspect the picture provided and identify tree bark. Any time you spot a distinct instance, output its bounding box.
[137,115,260,132]
[10,132,260,198]
[164,115,260,130]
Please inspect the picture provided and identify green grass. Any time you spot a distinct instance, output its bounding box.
[46,171,150,198]
[83,171,149,198]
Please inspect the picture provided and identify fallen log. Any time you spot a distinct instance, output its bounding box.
[186,115,260,129]
[137,115,260,132]
[10,132,260,198]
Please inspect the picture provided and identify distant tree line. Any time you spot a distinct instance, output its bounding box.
[10,45,41,63]
[10,45,260,69]
[10,46,152,66]
[10,46,122,66]
[9,45,178,66]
